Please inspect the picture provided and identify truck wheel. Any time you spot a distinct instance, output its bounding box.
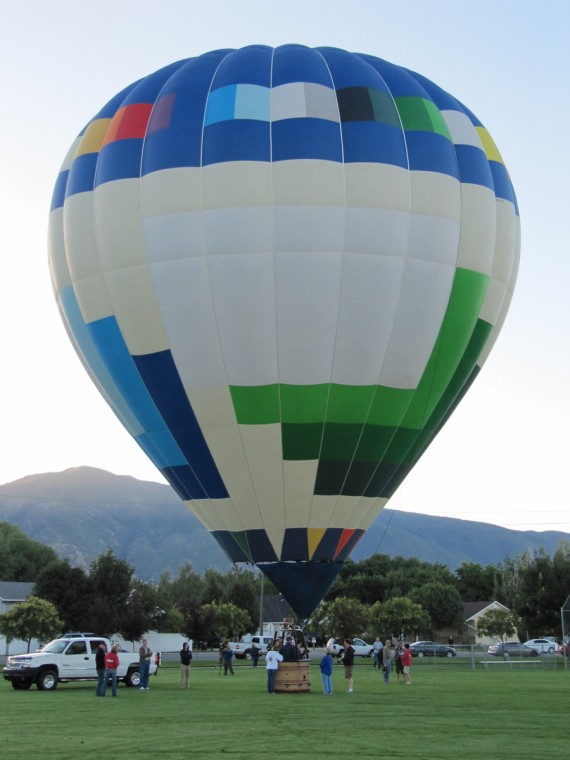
[243,650,252,660]
[125,668,141,687]
[12,680,32,690]
[37,669,58,691]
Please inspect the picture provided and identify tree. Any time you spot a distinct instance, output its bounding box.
[455,562,499,602]
[158,605,184,634]
[326,555,392,604]
[311,597,369,641]
[409,582,464,635]
[85,549,135,635]
[88,549,134,605]
[169,562,205,611]
[383,557,456,600]
[476,607,519,654]
[513,543,570,638]
[201,602,253,641]
[368,597,429,640]
[0,596,62,651]
[493,544,569,639]
[118,587,154,644]
[203,568,227,604]
[0,523,58,581]
[184,600,217,646]
[34,559,92,631]
[224,569,259,626]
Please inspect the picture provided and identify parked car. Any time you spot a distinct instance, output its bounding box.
[523,638,557,654]
[409,641,456,658]
[328,638,374,658]
[487,641,539,657]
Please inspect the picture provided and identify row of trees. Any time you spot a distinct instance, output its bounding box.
[1,522,568,645]
[324,544,570,639]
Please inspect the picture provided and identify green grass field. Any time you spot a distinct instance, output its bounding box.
[1,659,567,759]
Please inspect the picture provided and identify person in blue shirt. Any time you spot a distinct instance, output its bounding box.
[320,647,333,695]
[222,642,234,675]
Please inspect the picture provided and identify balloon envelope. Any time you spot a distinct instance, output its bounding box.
[48,45,519,618]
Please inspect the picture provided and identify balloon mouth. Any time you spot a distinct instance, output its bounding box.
[257,560,344,620]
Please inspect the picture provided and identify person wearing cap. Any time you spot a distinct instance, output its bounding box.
[279,635,298,662]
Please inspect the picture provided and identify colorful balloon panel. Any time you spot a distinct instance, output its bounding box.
[48,45,520,617]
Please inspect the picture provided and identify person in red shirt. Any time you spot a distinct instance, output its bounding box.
[102,644,120,697]
[401,643,412,685]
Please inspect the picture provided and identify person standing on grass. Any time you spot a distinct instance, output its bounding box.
[251,639,260,668]
[342,638,355,693]
[102,644,119,697]
[180,642,192,689]
[320,647,333,695]
[401,643,412,684]
[139,638,153,690]
[223,642,234,675]
[394,640,404,682]
[373,637,383,669]
[95,642,107,697]
[382,639,392,683]
[266,643,284,693]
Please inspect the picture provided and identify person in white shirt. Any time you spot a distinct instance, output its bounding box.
[265,642,284,694]
[373,637,384,669]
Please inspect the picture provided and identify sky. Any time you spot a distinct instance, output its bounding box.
[0,0,568,534]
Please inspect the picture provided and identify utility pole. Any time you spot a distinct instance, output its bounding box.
[258,572,264,634]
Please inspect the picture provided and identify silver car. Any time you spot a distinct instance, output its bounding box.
[523,638,557,654]
[329,638,374,658]
[488,641,539,657]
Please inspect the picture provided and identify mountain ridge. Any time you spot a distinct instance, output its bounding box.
[1,467,567,581]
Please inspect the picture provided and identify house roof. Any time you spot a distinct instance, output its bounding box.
[0,581,35,602]
[464,600,509,623]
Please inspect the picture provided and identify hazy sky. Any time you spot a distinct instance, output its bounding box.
[1,0,568,533]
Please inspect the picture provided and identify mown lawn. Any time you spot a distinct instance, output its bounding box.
[1,658,567,759]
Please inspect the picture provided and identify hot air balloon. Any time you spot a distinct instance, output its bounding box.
[48,45,519,619]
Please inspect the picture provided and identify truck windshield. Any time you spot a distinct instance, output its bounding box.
[40,640,69,654]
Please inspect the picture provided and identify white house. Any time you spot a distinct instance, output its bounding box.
[0,581,39,655]
[464,600,519,645]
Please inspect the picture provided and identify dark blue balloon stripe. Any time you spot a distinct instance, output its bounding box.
[58,45,516,199]
[133,350,229,499]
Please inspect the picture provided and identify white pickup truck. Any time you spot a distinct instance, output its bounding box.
[228,634,274,660]
[2,634,157,691]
